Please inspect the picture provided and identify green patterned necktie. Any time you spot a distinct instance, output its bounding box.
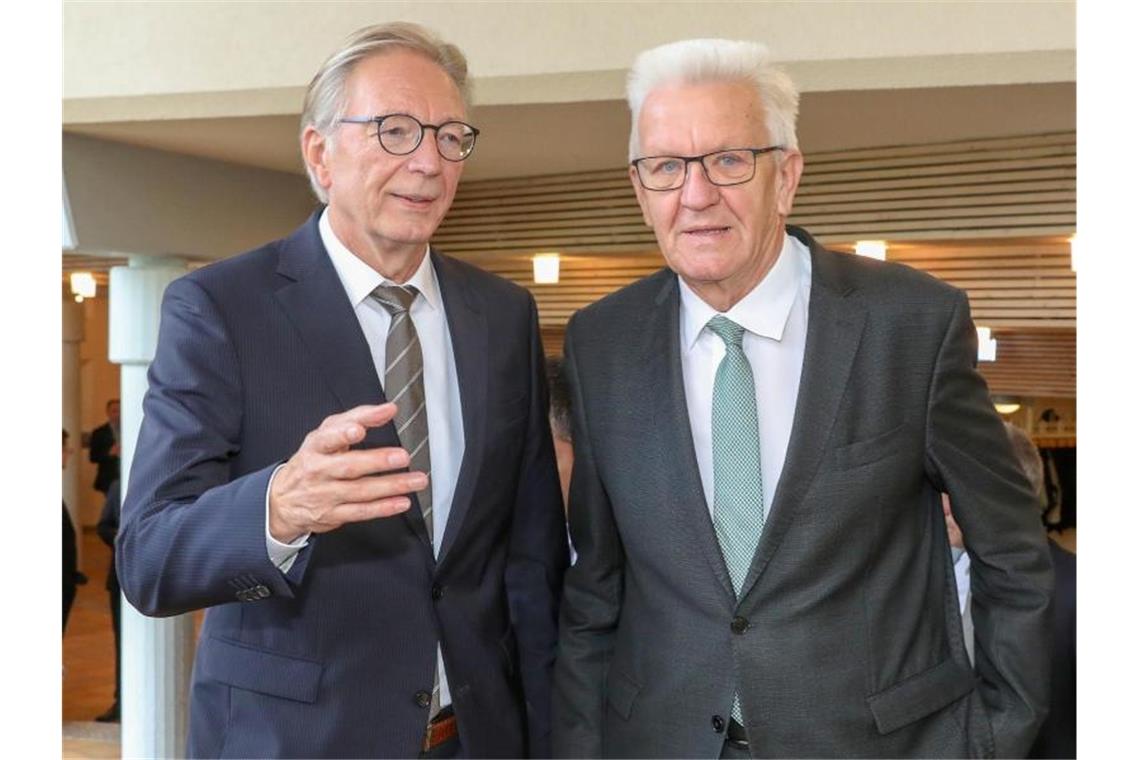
[708,315,765,726]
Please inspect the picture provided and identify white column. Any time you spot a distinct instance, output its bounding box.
[62,299,85,566]
[109,256,193,759]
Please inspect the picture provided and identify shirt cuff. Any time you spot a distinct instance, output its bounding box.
[265,463,310,574]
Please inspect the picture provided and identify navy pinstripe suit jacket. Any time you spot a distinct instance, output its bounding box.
[118,211,568,758]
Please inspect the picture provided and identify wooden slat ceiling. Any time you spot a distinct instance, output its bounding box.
[436,132,1074,254]
[447,133,1075,398]
[62,133,1075,399]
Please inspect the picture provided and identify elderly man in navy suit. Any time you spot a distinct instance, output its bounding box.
[118,22,567,758]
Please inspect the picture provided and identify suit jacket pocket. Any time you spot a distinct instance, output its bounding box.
[830,422,906,471]
[606,668,641,721]
[866,657,975,735]
[198,635,323,703]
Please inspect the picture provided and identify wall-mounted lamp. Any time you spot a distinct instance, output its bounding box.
[532,252,560,284]
[992,395,1021,415]
[854,240,888,261]
[976,326,997,362]
[70,271,96,303]
[1069,234,1077,273]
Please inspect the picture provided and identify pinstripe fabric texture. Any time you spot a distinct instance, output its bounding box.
[708,315,765,725]
[371,283,440,720]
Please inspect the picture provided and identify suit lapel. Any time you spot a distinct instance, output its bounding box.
[272,212,386,419]
[433,251,487,565]
[737,228,866,600]
[272,212,433,552]
[646,274,737,603]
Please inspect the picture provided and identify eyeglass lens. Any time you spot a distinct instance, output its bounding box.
[377,114,476,160]
[638,150,757,190]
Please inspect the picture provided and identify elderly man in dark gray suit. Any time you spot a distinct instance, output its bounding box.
[552,38,1052,758]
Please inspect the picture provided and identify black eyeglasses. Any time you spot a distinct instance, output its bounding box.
[338,113,480,162]
[631,146,784,191]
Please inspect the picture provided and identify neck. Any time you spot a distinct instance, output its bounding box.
[327,208,427,283]
[687,228,785,313]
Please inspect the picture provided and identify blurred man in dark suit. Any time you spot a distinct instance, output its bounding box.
[88,398,120,495]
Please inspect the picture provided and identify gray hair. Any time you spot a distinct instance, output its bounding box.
[300,22,472,202]
[626,38,800,161]
[1004,422,1046,508]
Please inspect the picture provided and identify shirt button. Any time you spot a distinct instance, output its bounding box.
[731,616,750,634]
[712,714,726,733]
[431,583,444,601]
[414,690,432,708]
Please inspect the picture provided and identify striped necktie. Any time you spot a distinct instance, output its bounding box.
[370,283,440,719]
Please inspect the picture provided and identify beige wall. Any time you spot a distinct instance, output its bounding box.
[65,1,1074,115]
[64,133,317,259]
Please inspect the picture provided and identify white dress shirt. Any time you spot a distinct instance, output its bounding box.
[265,208,465,706]
[679,232,812,522]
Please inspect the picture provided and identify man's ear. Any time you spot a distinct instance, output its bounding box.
[301,126,333,192]
[629,165,653,227]
[775,148,805,218]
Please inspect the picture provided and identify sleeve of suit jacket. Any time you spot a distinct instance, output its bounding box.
[505,295,572,757]
[551,315,626,758]
[117,276,310,618]
[925,290,1053,757]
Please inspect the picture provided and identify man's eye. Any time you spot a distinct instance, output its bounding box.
[651,159,683,175]
[715,153,745,167]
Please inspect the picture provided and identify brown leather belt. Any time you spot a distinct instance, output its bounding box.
[422,708,458,752]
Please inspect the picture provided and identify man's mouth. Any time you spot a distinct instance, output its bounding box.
[682,226,730,238]
[392,192,437,205]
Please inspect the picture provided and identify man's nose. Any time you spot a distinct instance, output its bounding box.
[404,129,444,174]
[679,161,719,209]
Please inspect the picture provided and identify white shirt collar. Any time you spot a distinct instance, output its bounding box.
[679,232,804,351]
[318,209,440,311]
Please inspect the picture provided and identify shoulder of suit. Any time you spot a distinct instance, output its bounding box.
[432,249,534,303]
[178,238,283,296]
[812,245,962,310]
[569,267,674,327]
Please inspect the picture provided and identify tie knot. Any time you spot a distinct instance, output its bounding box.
[371,284,419,315]
[707,315,745,348]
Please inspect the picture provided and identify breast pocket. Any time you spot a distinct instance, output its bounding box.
[830,422,908,471]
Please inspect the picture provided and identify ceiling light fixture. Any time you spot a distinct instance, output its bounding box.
[854,240,888,260]
[992,395,1021,415]
[976,326,997,362]
[70,271,96,303]
[532,252,560,284]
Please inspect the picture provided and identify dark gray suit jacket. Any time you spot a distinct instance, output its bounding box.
[118,211,568,758]
[553,226,1052,758]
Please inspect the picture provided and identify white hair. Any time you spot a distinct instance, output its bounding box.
[299,22,471,203]
[626,38,800,161]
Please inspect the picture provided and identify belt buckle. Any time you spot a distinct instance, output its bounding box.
[422,712,458,752]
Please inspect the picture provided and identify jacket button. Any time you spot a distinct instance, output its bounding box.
[731,616,750,634]
[712,714,726,733]
[431,583,444,601]
[414,690,432,708]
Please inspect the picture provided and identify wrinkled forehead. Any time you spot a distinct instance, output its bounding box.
[638,79,768,153]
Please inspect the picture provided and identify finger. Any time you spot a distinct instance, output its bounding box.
[326,471,429,504]
[324,447,410,480]
[335,403,399,429]
[323,496,414,526]
[307,404,400,455]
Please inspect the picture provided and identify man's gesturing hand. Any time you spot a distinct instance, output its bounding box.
[268,403,425,543]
